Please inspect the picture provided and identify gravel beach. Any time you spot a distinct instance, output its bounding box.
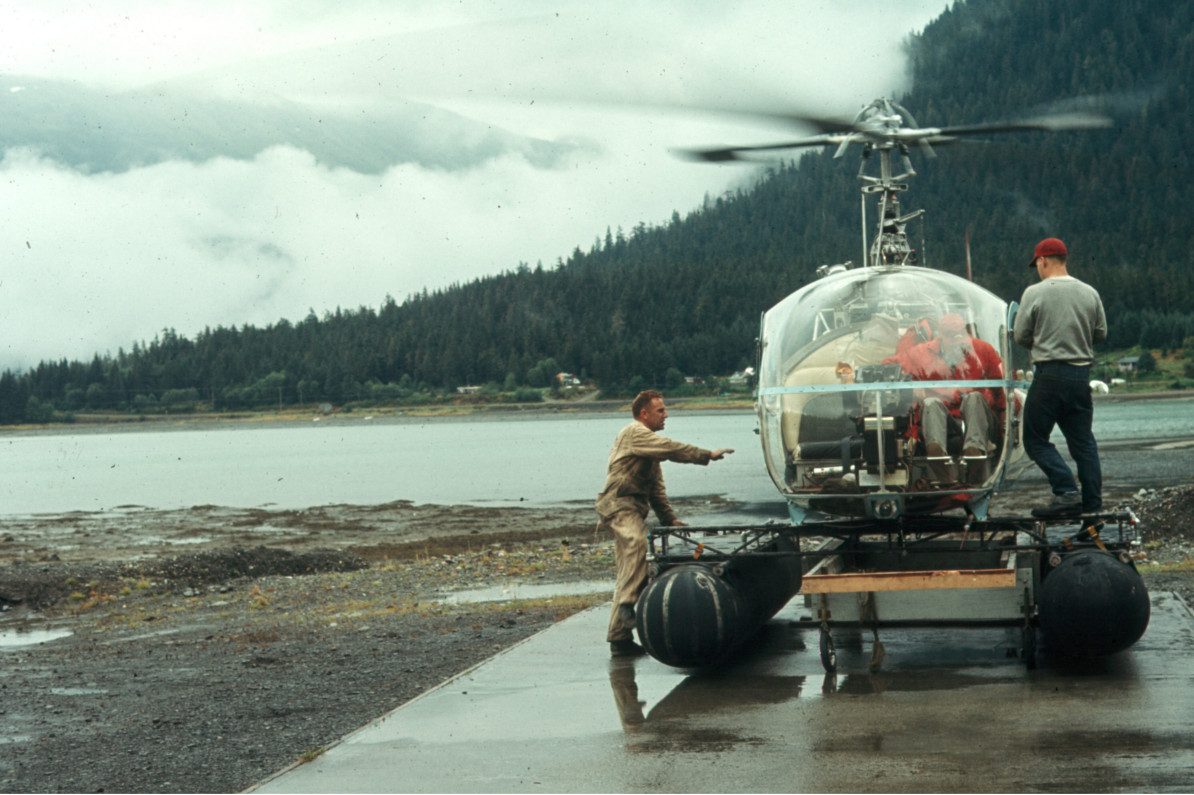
[2,488,1192,793]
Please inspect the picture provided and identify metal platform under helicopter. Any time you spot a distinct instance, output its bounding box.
[643,509,1145,672]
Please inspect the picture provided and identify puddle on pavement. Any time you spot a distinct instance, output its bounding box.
[438,579,610,605]
[134,535,212,546]
[243,524,294,535]
[49,687,108,696]
[0,628,73,649]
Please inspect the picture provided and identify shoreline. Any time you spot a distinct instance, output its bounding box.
[0,394,753,436]
[1,389,1189,436]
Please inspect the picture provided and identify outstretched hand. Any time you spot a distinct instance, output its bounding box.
[710,448,734,461]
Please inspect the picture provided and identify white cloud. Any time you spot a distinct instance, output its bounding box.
[0,1,951,371]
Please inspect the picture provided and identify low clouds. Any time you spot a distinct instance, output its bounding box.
[0,76,578,174]
[1,141,675,368]
[0,1,951,372]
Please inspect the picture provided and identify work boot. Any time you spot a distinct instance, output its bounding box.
[924,442,954,485]
[1032,492,1082,519]
[964,459,989,485]
[610,639,646,657]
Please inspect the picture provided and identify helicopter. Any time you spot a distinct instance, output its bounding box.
[688,97,1119,526]
[632,98,1150,673]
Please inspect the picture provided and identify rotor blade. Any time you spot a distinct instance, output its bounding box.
[673,134,847,162]
[673,106,859,134]
[935,111,1112,137]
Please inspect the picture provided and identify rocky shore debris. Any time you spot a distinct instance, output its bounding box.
[1132,484,1194,565]
[1,547,367,612]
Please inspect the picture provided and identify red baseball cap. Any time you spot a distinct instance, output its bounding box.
[1028,237,1067,268]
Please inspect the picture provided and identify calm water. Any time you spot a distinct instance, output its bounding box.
[1,399,1191,517]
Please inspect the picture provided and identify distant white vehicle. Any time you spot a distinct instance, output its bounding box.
[1090,379,1110,394]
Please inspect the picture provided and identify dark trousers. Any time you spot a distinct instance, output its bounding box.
[1023,362,1102,512]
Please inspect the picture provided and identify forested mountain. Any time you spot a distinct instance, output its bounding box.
[3,0,1192,422]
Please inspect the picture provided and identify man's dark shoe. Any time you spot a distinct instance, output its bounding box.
[1032,492,1082,519]
[610,639,646,657]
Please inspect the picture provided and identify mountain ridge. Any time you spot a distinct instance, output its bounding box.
[2,0,1191,421]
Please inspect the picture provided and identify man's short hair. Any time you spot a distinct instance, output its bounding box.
[632,389,663,418]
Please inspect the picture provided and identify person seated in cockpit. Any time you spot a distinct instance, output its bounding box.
[893,316,936,358]
[883,313,1005,480]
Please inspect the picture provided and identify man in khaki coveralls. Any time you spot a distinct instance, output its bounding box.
[596,390,733,656]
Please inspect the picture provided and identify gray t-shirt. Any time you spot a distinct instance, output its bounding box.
[1014,275,1107,365]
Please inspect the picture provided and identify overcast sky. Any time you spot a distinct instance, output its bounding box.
[0,0,951,372]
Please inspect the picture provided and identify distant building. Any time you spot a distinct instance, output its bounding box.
[456,385,482,395]
[1117,356,1140,373]
[555,372,581,387]
[727,366,756,385]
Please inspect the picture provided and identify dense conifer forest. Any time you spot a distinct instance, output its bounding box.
[2,0,1192,422]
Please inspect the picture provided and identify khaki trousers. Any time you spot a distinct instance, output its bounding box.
[604,510,649,642]
[922,393,994,453]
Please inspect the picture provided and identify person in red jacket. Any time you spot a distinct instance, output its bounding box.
[884,313,1005,482]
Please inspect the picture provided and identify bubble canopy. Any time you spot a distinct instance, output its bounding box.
[755,265,1023,521]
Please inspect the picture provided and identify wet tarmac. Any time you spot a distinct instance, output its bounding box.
[253,592,1194,793]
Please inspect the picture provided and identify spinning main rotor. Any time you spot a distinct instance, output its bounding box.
[678,98,1111,268]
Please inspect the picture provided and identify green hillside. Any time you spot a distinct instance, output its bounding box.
[2,0,1193,423]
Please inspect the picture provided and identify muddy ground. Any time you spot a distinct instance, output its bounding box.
[1,489,1192,794]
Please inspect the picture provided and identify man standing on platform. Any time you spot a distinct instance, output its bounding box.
[1014,237,1107,519]
[596,390,733,656]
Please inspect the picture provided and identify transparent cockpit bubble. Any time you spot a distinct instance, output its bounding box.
[756,266,1027,520]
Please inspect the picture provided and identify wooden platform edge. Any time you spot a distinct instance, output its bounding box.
[800,568,1017,594]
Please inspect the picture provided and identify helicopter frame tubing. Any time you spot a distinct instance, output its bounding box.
[646,509,1139,671]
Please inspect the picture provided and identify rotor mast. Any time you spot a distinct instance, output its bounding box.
[859,141,925,268]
